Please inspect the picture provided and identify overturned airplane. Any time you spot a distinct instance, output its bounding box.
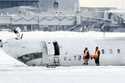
[0,31,125,66]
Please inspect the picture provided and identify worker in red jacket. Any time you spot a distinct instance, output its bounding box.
[83,47,90,65]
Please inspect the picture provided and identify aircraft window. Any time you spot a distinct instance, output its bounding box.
[108,13,113,19]
[101,49,104,54]
[109,49,113,54]
[78,56,81,61]
[74,56,77,60]
[68,59,71,61]
[64,57,67,61]
[117,49,120,54]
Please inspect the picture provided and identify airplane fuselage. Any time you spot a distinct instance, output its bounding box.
[1,31,125,66]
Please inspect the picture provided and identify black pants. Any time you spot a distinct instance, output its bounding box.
[95,59,100,66]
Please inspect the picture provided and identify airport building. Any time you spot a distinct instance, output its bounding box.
[0,0,124,32]
[0,0,39,8]
[0,0,81,31]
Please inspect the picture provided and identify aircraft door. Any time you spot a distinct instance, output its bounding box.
[53,41,60,66]
[53,41,60,56]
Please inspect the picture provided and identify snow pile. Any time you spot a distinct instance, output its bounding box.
[0,48,26,67]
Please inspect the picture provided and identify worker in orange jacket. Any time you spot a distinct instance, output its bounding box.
[91,47,101,66]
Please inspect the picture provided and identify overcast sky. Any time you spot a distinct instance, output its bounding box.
[79,0,124,9]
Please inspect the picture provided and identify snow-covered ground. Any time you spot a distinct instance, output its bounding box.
[0,66,125,83]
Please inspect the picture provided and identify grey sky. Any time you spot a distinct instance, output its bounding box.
[80,0,124,9]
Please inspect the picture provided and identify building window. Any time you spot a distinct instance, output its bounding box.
[53,1,59,9]
[108,13,112,19]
